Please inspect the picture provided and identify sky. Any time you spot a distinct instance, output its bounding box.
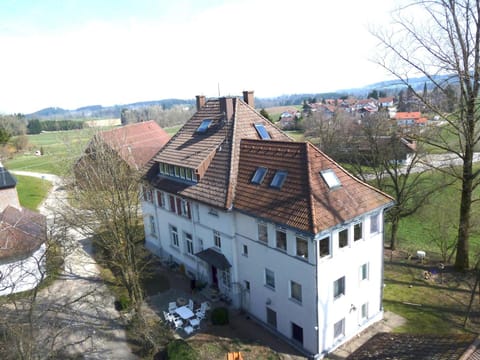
[0,0,399,114]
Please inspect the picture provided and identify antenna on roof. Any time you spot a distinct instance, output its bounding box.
[217,82,221,97]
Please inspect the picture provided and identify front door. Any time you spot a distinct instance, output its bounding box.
[211,265,218,287]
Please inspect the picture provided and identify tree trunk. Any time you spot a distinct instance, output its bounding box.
[390,216,400,251]
[455,151,474,271]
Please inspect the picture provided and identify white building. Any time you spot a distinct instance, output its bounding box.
[141,92,393,358]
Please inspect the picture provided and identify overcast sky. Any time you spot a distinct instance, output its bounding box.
[0,0,399,114]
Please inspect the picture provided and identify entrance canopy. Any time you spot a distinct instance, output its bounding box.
[195,248,231,270]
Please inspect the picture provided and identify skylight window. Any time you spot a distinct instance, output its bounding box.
[197,119,213,133]
[251,167,268,184]
[321,169,341,189]
[254,123,271,140]
[270,170,287,189]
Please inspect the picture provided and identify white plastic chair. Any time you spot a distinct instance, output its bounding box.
[168,302,177,312]
[195,309,206,320]
[183,325,194,335]
[173,318,183,329]
[187,299,194,310]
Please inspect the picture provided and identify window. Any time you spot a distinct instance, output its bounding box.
[354,222,363,241]
[291,322,304,345]
[276,229,287,251]
[339,228,348,248]
[270,170,287,189]
[296,236,308,259]
[361,303,368,320]
[319,237,330,257]
[214,231,221,248]
[265,268,275,289]
[370,213,379,234]
[221,268,231,289]
[254,123,271,139]
[185,232,194,255]
[170,225,179,247]
[290,281,302,303]
[334,276,345,299]
[197,118,213,133]
[360,263,369,281]
[156,191,164,208]
[251,167,268,184]
[149,215,156,236]
[169,195,176,213]
[266,307,277,328]
[258,222,268,244]
[180,199,191,219]
[244,280,250,292]
[142,186,153,202]
[159,162,197,183]
[242,244,248,257]
[321,169,341,189]
[334,318,345,339]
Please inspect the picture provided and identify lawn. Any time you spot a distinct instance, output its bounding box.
[14,174,52,210]
[383,250,480,334]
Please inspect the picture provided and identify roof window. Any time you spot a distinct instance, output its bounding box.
[254,123,271,140]
[251,167,268,184]
[321,169,341,189]
[197,119,213,133]
[270,170,287,189]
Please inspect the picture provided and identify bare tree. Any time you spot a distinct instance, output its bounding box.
[372,0,480,270]
[348,113,444,249]
[66,135,148,315]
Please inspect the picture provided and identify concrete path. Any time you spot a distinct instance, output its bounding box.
[14,171,137,359]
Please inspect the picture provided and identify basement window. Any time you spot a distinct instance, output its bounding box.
[270,170,287,189]
[251,167,268,184]
[254,123,271,140]
[320,169,341,189]
[197,119,213,133]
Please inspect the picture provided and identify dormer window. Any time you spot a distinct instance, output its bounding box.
[321,169,341,189]
[158,162,197,183]
[270,170,287,189]
[251,167,268,184]
[254,123,271,140]
[197,119,213,133]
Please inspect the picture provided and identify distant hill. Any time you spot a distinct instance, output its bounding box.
[26,74,456,120]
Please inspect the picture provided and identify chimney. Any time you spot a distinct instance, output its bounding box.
[196,95,206,111]
[243,90,254,108]
[220,97,235,121]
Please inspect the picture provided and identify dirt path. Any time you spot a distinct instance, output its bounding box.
[15,171,137,359]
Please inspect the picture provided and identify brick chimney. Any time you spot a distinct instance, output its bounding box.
[196,95,206,111]
[220,97,235,121]
[243,90,254,108]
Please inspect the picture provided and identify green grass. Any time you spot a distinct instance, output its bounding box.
[15,174,52,210]
[284,130,304,141]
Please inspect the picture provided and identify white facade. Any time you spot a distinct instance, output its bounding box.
[142,185,387,358]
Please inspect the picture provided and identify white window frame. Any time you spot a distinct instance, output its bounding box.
[276,229,287,251]
[242,244,248,257]
[334,318,345,340]
[290,280,302,303]
[360,263,369,281]
[334,276,345,299]
[370,213,380,234]
[214,230,221,248]
[265,268,275,290]
[354,222,363,241]
[338,228,349,248]
[149,215,156,236]
[258,222,268,244]
[296,236,308,259]
[170,225,179,248]
[185,232,194,255]
[361,303,368,321]
[319,236,331,258]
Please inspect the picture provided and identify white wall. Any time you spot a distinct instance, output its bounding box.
[235,212,318,355]
[0,243,46,296]
[317,211,385,355]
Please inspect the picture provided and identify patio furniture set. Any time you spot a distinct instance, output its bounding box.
[163,299,211,335]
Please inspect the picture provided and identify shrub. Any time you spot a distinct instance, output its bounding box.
[115,294,131,311]
[211,307,229,325]
[166,339,198,360]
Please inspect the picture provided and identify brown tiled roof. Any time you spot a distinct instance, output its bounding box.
[146,97,291,209]
[235,140,393,234]
[395,112,422,120]
[347,332,478,360]
[0,205,46,260]
[97,120,170,169]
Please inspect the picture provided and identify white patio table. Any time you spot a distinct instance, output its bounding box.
[175,305,194,320]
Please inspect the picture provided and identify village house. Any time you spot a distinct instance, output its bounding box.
[395,112,428,127]
[141,91,393,358]
[0,165,47,296]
